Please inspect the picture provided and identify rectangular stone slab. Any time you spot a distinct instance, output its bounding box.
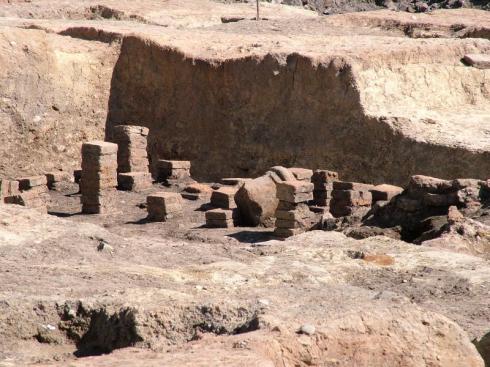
[82,141,118,156]
[463,54,490,69]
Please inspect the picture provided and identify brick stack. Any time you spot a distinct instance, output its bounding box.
[5,176,48,212]
[112,125,152,192]
[81,141,118,214]
[330,181,373,217]
[274,181,315,238]
[157,160,191,182]
[312,170,339,207]
[46,171,73,191]
[205,208,237,228]
[370,184,403,204]
[182,183,213,201]
[205,186,239,228]
[147,192,183,221]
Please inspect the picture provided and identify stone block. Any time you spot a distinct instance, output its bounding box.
[118,147,148,158]
[184,183,213,194]
[147,192,183,221]
[118,172,152,192]
[18,176,47,191]
[313,182,334,192]
[159,160,191,170]
[313,189,332,206]
[332,181,374,191]
[81,190,116,207]
[81,157,118,172]
[211,187,237,209]
[157,160,191,181]
[463,54,490,69]
[81,175,118,191]
[5,194,47,212]
[182,183,213,201]
[0,179,19,199]
[21,185,48,199]
[112,124,149,138]
[370,184,403,202]
[205,208,237,221]
[407,175,453,196]
[206,218,234,228]
[311,170,339,184]
[9,180,19,196]
[82,141,118,156]
[275,205,311,221]
[46,171,72,189]
[276,181,313,203]
[331,190,372,206]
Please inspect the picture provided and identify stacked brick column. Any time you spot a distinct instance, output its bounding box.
[312,169,339,207]
[112,125,152,192]
[206,186,238,228]
[330,181,373,217]
[274,181,314,238]
[81,141,118,214]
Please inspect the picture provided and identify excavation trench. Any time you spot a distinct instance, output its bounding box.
[106,35,490,186]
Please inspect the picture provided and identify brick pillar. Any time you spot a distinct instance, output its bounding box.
[274,181,315,238]
[112,125,152,192]
[312,169,339,207]
[81,141,118,214]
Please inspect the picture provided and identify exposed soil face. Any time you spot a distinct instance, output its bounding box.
[0,1,488,184]
[0,27,118,178]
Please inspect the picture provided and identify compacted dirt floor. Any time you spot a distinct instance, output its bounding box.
[0,181,489,366]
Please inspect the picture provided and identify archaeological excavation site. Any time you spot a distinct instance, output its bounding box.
[0,0,490,366]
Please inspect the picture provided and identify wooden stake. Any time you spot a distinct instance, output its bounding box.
[256,0,260,21]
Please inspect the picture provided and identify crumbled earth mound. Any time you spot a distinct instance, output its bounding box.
[0,204,489,366]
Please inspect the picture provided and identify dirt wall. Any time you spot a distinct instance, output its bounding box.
[0,27,118,178]
[106,35,490,185]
